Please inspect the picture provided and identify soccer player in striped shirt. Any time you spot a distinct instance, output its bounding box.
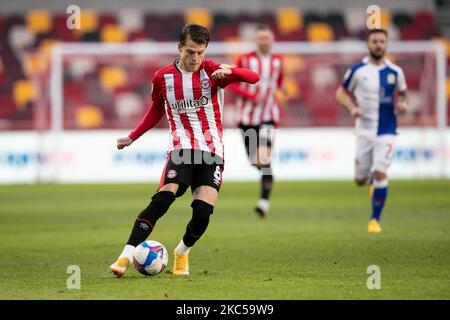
[110,24,259,277]
[230,24,286,218]
[335,29,408,233]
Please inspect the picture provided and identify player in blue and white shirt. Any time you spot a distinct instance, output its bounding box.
[335,29,408,233]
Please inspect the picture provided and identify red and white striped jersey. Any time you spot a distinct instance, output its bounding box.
[128,59,259,159]
[233,52,284,126]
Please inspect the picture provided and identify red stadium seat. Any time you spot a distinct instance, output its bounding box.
[0,95,17,119]
[99,12,118,28]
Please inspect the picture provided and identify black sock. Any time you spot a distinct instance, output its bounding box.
[182,200,214,247]
[260,166,273,200]
[127,191,175,246]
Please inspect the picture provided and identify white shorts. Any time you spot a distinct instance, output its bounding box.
[355,134,396,180]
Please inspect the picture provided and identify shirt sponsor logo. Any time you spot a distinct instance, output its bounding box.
[170,96,209,113]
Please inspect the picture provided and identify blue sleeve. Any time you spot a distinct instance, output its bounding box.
[342,62,365,91]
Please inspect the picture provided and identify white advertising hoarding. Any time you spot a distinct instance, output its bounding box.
[0,128,448,184]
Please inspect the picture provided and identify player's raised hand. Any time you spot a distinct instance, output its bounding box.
[350,106,363,118]
[397,101,408,115]
[211,68,232,79]
[117,137,133,150]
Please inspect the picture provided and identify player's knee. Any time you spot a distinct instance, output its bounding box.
[355,178,368,186]
[373,171,387,181]
[191,199,214,221]
[139,191,175,219]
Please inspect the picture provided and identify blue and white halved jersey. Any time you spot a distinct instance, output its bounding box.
[342,56,407,137]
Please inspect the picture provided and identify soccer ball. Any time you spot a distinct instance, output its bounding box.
[133,240,168,276]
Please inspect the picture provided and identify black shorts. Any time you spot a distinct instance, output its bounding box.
[159,149,224,197]
[238,121,275,158]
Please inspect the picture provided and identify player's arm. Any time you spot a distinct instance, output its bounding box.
[276,56,289,98]
[117,78,165,150]
[396,68,408,115]
[336,66,361,118]
[207,60,259,87]
[225,56,258,100]
[227,83,258,101]
[397,90,408,115]
[211,67,259,86]
[335,86,362,118]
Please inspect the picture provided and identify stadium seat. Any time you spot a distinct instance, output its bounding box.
[386,25,401,40]
[128,29,149,42]
[118,9,144,32]
[217,25,239,41]
[75,105,104,128]
[185,8,213,30]
[53,14,77,42]
[344,8,365,34]
[283,77,300,100]
[400,25,421,40]
[114,92,144,119]
[12,79,36,108]
[276,8,302,34]
[393,12,413,29]
[447,78,450,99]
[4,15,25,30]
[414,11,435,29]
[326,12,346,29]
[82,31,101,42]
[312,66,338,91]
[283,54,304,74]
[303,12,323,28]
[380,8,392,29]
[73,10,98,37]
[235,13,255,24]
[100,24,127,42]
[256,12,276,28]
[24,53,47,76]
[8,25,35,51]
[99,12,118,28]
[306,23,334,42]
[414,10,440,38]
[38,39,59,56]
[99,66,128,91]
[213,12,233,27]
[64,82,87,103]
[26,9,52,34]
[0,95,17,119]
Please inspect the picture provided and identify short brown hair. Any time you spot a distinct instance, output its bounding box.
[255,23,272,32]
[179,24,210,46]
[367,28,388,40]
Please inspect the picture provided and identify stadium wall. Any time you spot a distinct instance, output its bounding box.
[0,128,449,184]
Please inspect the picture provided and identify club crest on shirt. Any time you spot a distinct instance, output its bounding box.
[387,73,396,84]
[201,78,211,89]
[167,170,177,179]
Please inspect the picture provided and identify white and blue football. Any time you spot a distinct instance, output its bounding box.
[133,240,168,276]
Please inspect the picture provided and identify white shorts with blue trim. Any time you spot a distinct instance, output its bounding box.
[355,134,396,180]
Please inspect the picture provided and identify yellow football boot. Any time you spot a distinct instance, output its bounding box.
[173,251,189,276]
[368,219,382,234]
[109,257,131,278]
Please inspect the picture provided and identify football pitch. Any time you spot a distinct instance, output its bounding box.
[0,180,449,300]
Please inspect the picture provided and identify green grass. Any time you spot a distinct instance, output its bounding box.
[0,180,449,300]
